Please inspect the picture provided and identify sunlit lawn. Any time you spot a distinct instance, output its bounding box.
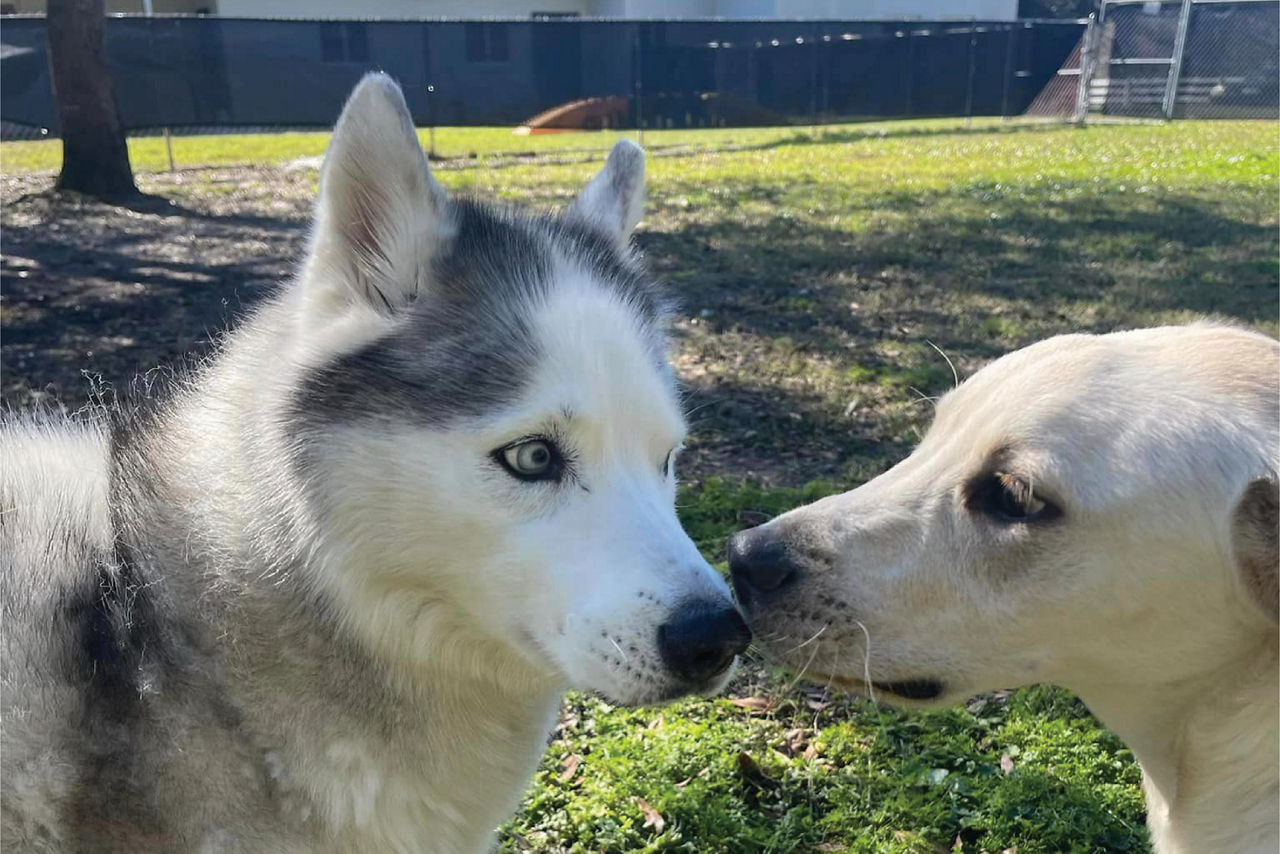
[1,116,1026,174]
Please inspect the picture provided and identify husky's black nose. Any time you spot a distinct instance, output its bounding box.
[657,603,751,683]
[727,527,801,604]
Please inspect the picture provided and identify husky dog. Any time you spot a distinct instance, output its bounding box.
[1,74,749,853]
[728,325,1278,854]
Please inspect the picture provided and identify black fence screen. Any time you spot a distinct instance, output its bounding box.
[0,16,1085,134]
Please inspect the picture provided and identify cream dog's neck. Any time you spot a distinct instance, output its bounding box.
[1077,635,1279,854]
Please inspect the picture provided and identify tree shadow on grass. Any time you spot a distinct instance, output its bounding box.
[639,183,1276,484]
[740,117,1086,154]
[3,177,1274,486]
[642,187,1277,344]
[1,191,305,408]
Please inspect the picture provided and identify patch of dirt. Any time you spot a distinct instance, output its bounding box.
[2,167,852,486]
[2,169,311,411]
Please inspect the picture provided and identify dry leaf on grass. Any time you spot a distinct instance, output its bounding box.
[728,696,776,713]
[1000,753,1015,775]
[635,797,665,834]
[892,829,950,853]
[558,754,581,783]
[779,727,809,756]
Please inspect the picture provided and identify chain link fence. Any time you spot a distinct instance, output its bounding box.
[1,16,1086,139]
[2,9,1271,144]
[1077,0,1278,120]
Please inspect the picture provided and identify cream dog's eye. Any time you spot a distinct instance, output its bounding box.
[974,472,1059,523]
[495,439,562,482]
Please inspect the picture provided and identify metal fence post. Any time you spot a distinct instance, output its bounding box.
[1163,0,1193,120]
[1073,11,1098,124]
[964,18,977,127]
[809,22,820,137]
[821,35,830,125]
[632,25,643,146]
[426,83,436,159]
[141,0,176,172]
[904,27,914,116]
[712,37,722,129]
[999,23,1016,121]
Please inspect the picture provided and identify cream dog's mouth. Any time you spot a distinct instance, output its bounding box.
[804,671,945,701]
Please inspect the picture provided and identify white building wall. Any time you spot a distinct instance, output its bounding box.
[612,0,716,15]
[713,0,776,16]
[215,0,593,18]
[605,0,1019,18]
[214,0,1018,19]
[766,0,1017,19]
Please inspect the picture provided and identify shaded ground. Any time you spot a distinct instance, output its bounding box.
[2,169,309,412]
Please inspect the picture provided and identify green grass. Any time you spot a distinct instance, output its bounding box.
[510,685,1145,853]
[0,116,1028,175]
[5,117,1276,852]
[500,480,1150,853]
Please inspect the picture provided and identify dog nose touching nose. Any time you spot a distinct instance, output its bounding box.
[728,527,800,603]
[657,603,751,683]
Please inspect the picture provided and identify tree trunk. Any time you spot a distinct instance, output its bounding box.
[47,0,138,199]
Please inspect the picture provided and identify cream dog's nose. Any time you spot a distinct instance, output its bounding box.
[728,527,801,604]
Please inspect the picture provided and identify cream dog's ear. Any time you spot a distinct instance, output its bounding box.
[1232,475,1279,623]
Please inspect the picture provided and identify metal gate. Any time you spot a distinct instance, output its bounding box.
[1076,0,1278,120]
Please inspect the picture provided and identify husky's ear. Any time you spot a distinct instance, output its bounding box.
[303,73,447,318]
[567,139,645,248]
[1231,475,1279,623]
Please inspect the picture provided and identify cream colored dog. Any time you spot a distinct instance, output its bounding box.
[728,324,1278,854]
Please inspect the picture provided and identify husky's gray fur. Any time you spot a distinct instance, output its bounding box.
[1,74,748,852]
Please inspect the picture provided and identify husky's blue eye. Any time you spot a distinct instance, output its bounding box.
[496,439,562,482]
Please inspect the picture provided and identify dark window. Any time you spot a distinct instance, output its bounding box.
[320,22,370,63]
[0,4,15,13]
[320,23,344,62]
[490,23,509,61]
[465,22,510,63]
[465,23,486,61]
[347,23,369,62]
